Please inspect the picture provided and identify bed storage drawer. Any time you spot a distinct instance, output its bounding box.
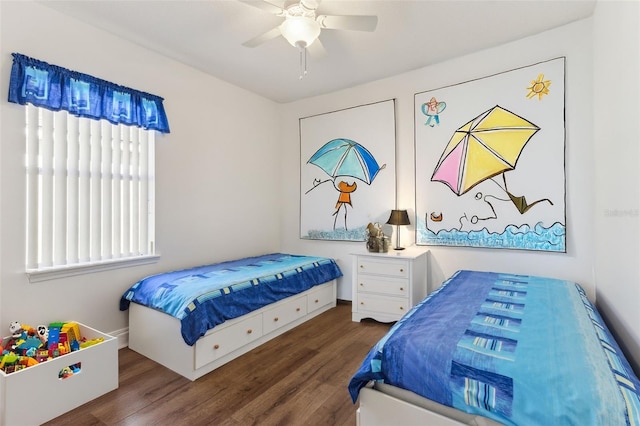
[358,293,409,317]
[263,295,308,334]
[128,279,338,381]
[195,315,263,369]
[307,283,335,313]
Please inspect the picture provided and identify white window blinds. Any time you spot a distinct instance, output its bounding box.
[25,104,155,271]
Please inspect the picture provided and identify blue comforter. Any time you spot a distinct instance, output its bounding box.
[348,270,640,425]
[120,253,342,345]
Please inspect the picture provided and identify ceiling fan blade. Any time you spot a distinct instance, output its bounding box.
[237,0,285,16]
[317,15,378,32]
[300,0,321,11]
[242,26,283,47]
[308,38,328,59]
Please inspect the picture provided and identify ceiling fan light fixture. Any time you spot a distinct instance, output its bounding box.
[279,16,321,48]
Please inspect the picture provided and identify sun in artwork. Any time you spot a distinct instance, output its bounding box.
[526,73,552,100]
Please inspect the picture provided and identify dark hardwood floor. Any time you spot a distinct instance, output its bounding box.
[44,302,391,426]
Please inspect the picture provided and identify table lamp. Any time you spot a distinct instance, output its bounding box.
[386,209,410,250]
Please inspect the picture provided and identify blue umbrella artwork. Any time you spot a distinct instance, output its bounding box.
[306,138,386,230]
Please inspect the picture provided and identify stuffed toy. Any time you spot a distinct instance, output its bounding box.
[9,321,23,339]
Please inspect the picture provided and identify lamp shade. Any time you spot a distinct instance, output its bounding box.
[279,16,321,48]
[386,209,410,226]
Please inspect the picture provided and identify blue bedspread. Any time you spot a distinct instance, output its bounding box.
[348,270,640,425]
[120,253,342,346]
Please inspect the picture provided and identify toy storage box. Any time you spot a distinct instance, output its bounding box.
[0,322,118,426]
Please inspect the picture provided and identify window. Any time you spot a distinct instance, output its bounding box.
[8,53,169,280]
[25,104,157,280]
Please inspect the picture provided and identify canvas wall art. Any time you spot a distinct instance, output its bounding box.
[300,99,396,241]
[415,57,566,252]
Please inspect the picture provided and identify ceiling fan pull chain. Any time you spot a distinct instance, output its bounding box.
[299,45,309,80]
[299,47,303,79]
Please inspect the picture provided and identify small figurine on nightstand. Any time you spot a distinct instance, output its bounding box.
[365,222,390,253]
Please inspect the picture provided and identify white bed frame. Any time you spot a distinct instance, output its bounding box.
[128,280,336,381]
[356,383,501,426]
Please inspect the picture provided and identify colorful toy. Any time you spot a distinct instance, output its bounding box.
[35,349,50,363]
[80,337,104,348]
[36,324,49,344]
[47,323,62,350]
[9,321,22,338]
[17,336,43,352]
[2,320,101,375]
[58,366,73,378]
[62,323,80,344]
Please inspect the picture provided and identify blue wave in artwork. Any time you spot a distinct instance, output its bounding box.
[303,225,367,241]
[418,222,565,252]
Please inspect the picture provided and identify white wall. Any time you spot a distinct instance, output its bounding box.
[593,0,640,370]
[281,2,640,374]
[0,2,281,336]
[281,18,596,301]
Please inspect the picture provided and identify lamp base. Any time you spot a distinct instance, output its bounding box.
[393,247,405,251]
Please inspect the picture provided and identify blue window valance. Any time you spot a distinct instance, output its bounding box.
[8,53,170,133]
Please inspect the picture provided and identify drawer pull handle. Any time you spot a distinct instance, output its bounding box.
[400,307,404,310]
[400,268,404,272]
[360,283,364,286]
[314,299,319,303]
[296,307,301,312]
[400,287,404,291]
[360,265,364,268]
[274,317,279,322]
[247,329,253,334]
[360,302,364,305]
[213,344,220,350]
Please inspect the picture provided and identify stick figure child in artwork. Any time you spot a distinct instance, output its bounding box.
[333,180,357,230]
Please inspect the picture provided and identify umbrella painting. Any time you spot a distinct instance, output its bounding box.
[306,138,386,231]
[299,99,396,242]
[431,105,552,213]
[414,57,566,252]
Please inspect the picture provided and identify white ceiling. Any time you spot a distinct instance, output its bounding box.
[39,0,596,103]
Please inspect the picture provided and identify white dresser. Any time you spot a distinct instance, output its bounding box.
[351,247,428,323]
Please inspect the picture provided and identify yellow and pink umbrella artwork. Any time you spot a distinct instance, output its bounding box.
[431,105,551,214]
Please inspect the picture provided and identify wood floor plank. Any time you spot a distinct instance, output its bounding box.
[44,302,391,426]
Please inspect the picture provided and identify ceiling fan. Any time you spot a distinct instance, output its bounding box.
[238,0,378,77]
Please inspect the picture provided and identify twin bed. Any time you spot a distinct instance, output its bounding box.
[349,270,640,425]
[120,253,342,380]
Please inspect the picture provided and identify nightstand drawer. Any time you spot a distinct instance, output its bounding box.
[357,293,409,318]
[357,258,409,278]
[356,275,408,296]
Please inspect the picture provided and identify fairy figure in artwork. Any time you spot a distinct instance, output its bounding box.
[421,97,447,127]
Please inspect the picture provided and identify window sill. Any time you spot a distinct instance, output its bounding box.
[26,254,161,283]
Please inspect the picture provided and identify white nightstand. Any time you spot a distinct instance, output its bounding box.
[351,246,428,323]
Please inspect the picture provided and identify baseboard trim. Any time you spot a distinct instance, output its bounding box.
[109,327,129,349]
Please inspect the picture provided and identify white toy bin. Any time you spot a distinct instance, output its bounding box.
[0,322,118,426]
